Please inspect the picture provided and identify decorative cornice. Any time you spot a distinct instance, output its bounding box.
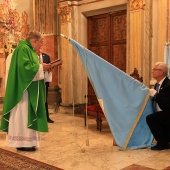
[57,5,72,23]
[58,0,104,7]
[129,0,145,11]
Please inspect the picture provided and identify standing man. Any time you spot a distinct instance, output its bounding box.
[0,31,51,151]
[147,62,170,150]
[38,50,54,123]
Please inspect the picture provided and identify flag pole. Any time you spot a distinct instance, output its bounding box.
[60,34,90,148]
[60,34,69,40]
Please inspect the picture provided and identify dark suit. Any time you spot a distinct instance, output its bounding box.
[41,53,51,121]
[146,77,170,147]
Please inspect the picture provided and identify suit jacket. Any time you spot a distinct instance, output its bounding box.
[41,53,51,86]
[154,77,170,111]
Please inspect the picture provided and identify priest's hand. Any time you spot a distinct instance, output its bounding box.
[42,63,51,71]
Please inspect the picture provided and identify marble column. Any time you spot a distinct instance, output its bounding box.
[57,1,86,114]
[127,0,152,86]
[57,4,72,113]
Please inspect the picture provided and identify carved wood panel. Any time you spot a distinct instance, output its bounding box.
[91,45,110,61]
[112,44,126,72]
[87,10,126,104]
[88,13,111,63]
[111,10,126,72]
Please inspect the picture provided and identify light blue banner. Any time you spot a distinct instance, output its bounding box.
[69,38,153,149]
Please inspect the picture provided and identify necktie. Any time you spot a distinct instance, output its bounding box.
[153,83,160,112]
[155,83,160,92]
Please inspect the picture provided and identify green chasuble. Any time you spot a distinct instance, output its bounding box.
[0,40,48,132]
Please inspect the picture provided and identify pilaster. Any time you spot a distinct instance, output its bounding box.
[128,0,152,86]
[57,1,85,114]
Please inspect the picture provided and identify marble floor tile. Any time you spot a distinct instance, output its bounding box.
[0,111,170,170]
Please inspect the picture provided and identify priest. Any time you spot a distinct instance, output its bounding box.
[0,31,51,151]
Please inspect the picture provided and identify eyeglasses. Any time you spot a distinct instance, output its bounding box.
[152,68,162,71]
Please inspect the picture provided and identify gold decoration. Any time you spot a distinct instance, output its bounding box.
[21,11,29,40]
[0,0,29,56]
[57,6,72,23]
[130,0,145,11]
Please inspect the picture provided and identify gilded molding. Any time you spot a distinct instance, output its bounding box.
[129,0,145,11]
[57,5,72,23]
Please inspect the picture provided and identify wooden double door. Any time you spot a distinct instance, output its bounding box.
[87,10,126,104]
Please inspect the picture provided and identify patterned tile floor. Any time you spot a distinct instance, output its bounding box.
[0,111,170,170]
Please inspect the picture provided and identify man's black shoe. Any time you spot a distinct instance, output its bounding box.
[47,118,54,123]
[16,147,36,151]
[151,144,169,151]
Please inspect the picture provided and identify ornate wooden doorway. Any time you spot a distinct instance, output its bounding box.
[87,10,126,104]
